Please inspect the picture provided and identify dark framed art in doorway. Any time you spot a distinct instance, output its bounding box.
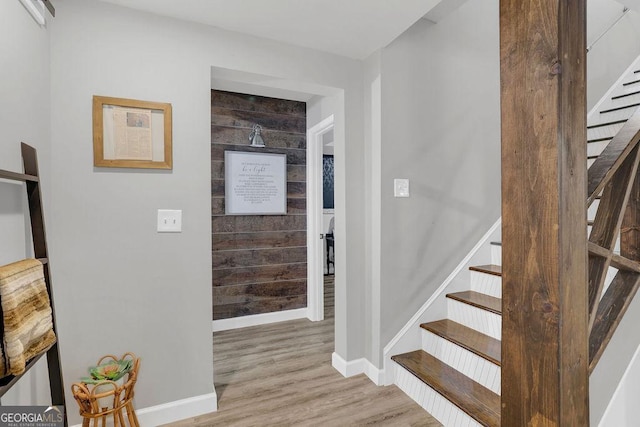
[323,155,334,209]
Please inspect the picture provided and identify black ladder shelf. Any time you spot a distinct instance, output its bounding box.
[0,143,66,425]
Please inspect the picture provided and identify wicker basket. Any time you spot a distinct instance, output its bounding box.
[71,352,140,427]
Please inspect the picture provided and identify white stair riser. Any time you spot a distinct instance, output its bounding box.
[607,92,640,110]
[470,271,501,299]
[490,244,501,266]
[587,139,610,157]
[422,330,501,394]
[447,298,501,340]
[613,83,640,98]
[590,107,637,126]
[587,122,625,142]
[589,100,639,127]
[394,363,482,427]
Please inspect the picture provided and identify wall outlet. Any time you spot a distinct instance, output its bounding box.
[157,209,182,232]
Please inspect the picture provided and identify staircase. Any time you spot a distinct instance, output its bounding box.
[392,246,503,426]
[391,59,640,426]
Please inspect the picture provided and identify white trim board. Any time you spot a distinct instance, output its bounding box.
[588,54,640,118]
[70,391,217,427]
[382,218,502,385]
[19,0,46,26]
[212,308,307,332]
[306,115,334,322]
[331,352,385,386]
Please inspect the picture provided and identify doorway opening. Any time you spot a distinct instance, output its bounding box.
[209,65,347,381]
[306,115,334,322]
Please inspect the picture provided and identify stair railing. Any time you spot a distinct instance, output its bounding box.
[587,106,640,371]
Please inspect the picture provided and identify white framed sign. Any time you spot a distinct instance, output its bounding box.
[225,151,287,215]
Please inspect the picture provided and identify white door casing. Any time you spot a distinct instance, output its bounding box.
[307,115,334,321]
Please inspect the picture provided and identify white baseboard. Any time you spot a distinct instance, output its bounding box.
[70,391,217,427]
[332,352,363,377]
[364,361,385,385]
[331,352,385,386]
[212,308,307,332]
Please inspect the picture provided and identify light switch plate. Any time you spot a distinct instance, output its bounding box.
[394,179,410,197]
[157,209,182,232]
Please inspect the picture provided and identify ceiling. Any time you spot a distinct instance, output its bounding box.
[96,0,444,59]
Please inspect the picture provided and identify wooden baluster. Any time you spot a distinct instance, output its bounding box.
[588,145,640,330]
[621,160,640,261]
[589,147,640,370]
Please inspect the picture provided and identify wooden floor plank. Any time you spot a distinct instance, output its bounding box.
[164,277,440,426]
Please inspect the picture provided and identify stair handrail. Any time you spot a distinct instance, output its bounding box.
[587,7,630,53]
[586,104,640,371]
[587,106,640,206]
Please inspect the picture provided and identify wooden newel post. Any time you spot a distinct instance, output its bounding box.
[500,1,589,425]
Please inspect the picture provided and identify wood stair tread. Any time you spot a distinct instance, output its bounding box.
[469,264,502,277]
[447,291,501,314]
[392,350,500,427]
[421,319,501,366]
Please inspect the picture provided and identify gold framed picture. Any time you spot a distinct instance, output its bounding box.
[93,95,172,169]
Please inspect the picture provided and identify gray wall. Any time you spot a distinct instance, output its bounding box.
[307,90,368,362]
[49,1,364,423]
[586,4,640,422]
[371,0,640,368]
[5,0,640,418]
[0,0,52,406]
[587,0,640,109]
[362,51,382,366]
[377,0,502,357]
[591,294,640,424]
[49,2,214,421]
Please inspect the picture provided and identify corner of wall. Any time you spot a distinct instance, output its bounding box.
[331,352,385,386]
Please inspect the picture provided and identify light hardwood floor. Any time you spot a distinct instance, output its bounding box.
[165,277,440,426]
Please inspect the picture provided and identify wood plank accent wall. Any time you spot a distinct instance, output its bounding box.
[500,1,589,425]
[211,90,307,320]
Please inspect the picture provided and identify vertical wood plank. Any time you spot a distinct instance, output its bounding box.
[21,143,67,417]
[500,0,588,425]
[211,90,308,320]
